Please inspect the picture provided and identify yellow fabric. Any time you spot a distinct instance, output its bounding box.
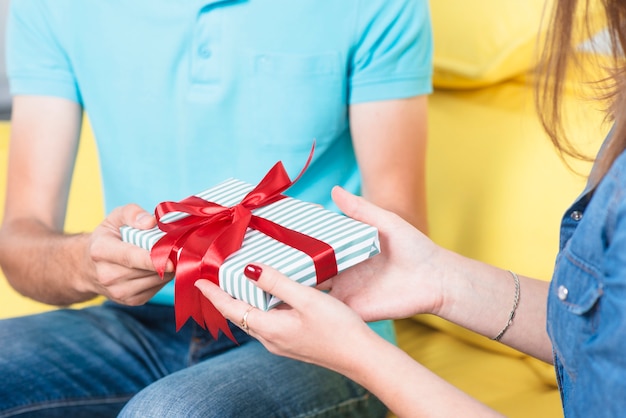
[431,0,606,89]
[431,0,549,88]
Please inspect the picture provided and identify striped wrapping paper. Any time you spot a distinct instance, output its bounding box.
[120,178,380,310]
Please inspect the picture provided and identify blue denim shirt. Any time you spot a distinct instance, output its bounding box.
[548,148,626,416]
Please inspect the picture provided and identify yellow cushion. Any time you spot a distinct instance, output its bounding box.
[431,0,550,88]
[431,0,606,89]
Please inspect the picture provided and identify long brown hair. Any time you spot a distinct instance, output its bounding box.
[538,0,626,183]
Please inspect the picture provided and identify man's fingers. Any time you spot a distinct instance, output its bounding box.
[109,204,155,230]
[129,244,174,273]
[124,204,156,229]
[90,229,158,272]
[112,243,158,272]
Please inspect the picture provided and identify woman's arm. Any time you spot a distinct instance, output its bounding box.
[196,264,503,417]
[326,187,554,362]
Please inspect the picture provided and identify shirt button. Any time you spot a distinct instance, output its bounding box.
[557,285,569,301]
[570,210,583,221]
[198,46,212,59]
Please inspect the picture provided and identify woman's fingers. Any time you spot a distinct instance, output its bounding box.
[194,279,249,326]
[243,264,317,308]
[331,186,388,226]
[195,264,319,328]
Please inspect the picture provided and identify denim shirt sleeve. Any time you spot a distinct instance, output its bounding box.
[548,150,626,417]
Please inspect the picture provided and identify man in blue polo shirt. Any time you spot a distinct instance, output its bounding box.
[0,1,433,416]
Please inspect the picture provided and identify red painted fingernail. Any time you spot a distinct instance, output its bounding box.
[244,264,262,281]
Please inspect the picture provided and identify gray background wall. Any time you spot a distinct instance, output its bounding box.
[1,0,10,119]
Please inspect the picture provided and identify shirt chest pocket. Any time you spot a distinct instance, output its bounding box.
[548,249,602,373]
[244,52,346,149]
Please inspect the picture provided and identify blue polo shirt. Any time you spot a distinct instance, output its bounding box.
[7,0,433,341]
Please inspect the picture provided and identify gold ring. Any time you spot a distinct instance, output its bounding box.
[240,306,254,334]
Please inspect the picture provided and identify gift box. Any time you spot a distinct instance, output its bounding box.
[122,177,380,307]
[120,164,380,341]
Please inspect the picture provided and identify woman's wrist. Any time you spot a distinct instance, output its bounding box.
[433,251,525,340]
[332,325,401,388]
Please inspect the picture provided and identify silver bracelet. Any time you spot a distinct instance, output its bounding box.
[492,270,520,341]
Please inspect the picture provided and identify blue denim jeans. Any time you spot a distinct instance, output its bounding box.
[0,302,386,417]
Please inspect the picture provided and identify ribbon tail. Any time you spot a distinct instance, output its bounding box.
[151,220,203,278]
[151,233,180,278]
[195,211,250,343]
[176,282,237,342]
[290,140,315,185]
[174,222,242,342]
[199,295,237,342]
[241,141,316,208]
[174,241,209,331]
[174,275,203,331]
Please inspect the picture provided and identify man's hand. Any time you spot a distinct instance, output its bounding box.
[84,203,174,305]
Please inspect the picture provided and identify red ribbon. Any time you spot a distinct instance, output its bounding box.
[150,144,338,341]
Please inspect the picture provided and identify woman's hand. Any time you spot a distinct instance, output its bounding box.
[322,186,446,321]
[194,187,450,366]
[84,203,173,305]
[195,264,379,373]
[196,264,504,418]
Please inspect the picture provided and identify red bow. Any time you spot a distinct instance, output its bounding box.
[150,145,338,341]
